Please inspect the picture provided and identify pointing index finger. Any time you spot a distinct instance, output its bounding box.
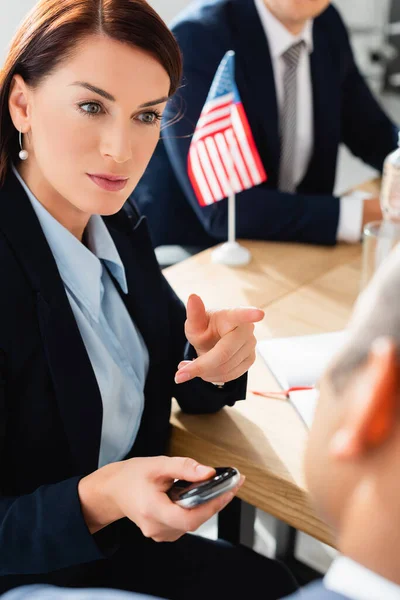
[219,307,264,329]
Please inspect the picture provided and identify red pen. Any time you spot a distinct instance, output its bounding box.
[251,386,314,399]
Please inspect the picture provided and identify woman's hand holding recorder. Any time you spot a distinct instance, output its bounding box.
[78,456,244,542]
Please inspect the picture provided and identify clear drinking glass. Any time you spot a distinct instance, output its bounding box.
[361,220,400,291]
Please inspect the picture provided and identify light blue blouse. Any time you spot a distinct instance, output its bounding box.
[13,167,149,468]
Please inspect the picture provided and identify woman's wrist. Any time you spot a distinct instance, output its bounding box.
[78,462,124,534]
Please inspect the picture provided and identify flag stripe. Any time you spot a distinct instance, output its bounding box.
[205,137,231,197]
[193,117,231,142]
[188,146,214,206]
[216,132,242,194]
[225,128,252,189]
[230,107,259,186]
[215,132,234,193]
[233,103,267,183]
[197,140,224,201]
[200,93,233,115]
[197,105,232,128]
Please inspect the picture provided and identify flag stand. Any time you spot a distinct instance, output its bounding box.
[211,193,251,266]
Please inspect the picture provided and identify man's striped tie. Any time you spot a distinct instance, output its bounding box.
[278,40,305,194]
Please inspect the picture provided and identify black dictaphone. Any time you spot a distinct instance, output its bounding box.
[167,466,240,508]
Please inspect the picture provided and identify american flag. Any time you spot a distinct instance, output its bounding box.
[188,50,267,207]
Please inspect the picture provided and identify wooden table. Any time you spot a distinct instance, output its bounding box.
[164,235,364,548]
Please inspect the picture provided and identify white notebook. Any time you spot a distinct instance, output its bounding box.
[257,331,348,428]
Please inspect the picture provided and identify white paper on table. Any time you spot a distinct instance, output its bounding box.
[288,388,319,429]
[257,330,349,427]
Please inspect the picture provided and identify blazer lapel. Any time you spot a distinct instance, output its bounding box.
[0,173,103,474]
[104,212,167,367]
[230,0,281,183]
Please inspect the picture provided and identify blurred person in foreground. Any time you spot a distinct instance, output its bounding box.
[285,241,400,598]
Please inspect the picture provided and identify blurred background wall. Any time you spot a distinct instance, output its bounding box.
[1,0,397,95]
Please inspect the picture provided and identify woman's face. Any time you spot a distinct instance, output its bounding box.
[10,34,170,219]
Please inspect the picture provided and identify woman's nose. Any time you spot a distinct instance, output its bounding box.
[101,127,132,164]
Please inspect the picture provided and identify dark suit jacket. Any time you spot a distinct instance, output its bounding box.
[132,0,397,248]
[0,172,247,593]
[283,580,351,599]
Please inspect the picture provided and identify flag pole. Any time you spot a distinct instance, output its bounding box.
[211,104,251,266]
[228,192,235,243]
[211,192,251,265]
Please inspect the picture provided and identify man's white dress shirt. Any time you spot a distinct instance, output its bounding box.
[325,556,400,600]
[5,558,400,600]
[254,0,369,243]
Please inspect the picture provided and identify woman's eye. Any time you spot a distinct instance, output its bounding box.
[137,111,161,125]
[79,102,102,116]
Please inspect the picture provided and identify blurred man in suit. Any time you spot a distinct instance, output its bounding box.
[132,0,398,250]
[284,243,400,599]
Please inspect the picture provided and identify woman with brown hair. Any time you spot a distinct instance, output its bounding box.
[0,1,297,598]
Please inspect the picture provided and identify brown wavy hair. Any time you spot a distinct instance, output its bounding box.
[0,0,182,185]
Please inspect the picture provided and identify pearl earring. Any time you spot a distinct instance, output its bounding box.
[19,130,28,161]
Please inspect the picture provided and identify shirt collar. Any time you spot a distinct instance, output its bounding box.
[84,213,128,295]
[254,0,314,59]
[324,556,400,600]
[12,165,128,321]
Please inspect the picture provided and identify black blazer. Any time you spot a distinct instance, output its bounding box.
[0,172,246,592]
[132,0,397,248]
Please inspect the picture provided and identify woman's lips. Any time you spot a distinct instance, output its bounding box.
[87,174,128,192]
